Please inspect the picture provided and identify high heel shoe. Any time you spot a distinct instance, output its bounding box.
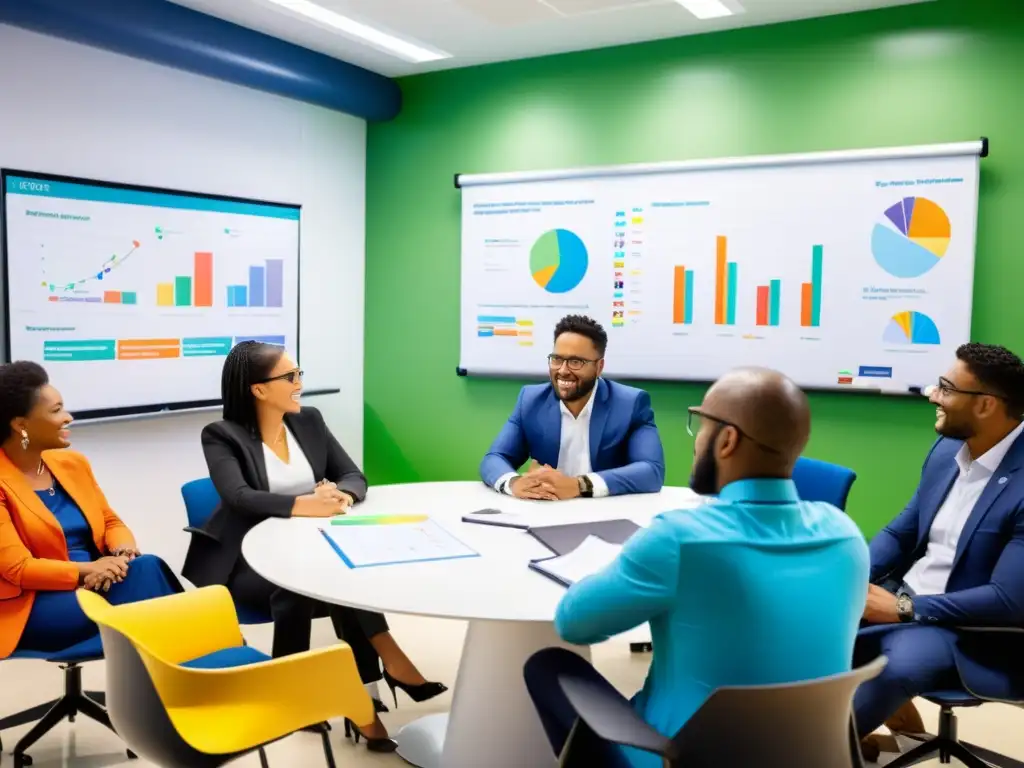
[382,668,448,708]
[373,698,389,714]
[343,718,398,753]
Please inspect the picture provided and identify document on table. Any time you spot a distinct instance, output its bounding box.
[529,535,623,588]
[320,518,479,569]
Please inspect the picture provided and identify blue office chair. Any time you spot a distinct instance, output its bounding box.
[180,478,272,626]
[0,636,136,767]
[792,456,857,511]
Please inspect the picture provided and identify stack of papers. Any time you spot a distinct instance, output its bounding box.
[321,517,479,569]
[530,535,623,588]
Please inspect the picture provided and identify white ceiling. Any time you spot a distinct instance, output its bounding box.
[167,0,934,77]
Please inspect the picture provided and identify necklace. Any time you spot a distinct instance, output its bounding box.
[36,459,55,496]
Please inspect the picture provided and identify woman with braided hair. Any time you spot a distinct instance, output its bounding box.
[182,341,445,751]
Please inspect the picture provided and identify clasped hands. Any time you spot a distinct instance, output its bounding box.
[509,461,580,501]
[79,545,141,592]
[293,480,354,518]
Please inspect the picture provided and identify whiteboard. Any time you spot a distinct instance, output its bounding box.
[457,141,983,394]
[1,170,300,416]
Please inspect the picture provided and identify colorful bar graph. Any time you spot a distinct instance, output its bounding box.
[673,267,694,325]
[801,245,823,328]
[249,266,265,308]
[769,279,780,327]
[756,286,769,326]
[174,276,192,307]
[726,262,738,325]
[156,282,174,307]
[265,259,284,308]
[194,252,213,307]
[715,236,727,324]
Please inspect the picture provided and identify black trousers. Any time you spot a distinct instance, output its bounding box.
[524,647,632,768]
[228,560,388,684]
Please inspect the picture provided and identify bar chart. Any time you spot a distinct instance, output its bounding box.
[672,266,694,324]
[755,280,781,327]
[156,251,214,308]
[800,245,823,328]
[227,259,284,308]
[714,236,737,326]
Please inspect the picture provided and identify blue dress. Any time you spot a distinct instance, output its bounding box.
[15,483,182,654]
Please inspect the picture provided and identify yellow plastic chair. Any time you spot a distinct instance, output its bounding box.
[77,586,374,768]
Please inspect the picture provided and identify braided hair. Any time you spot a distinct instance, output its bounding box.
[220,341,284,435]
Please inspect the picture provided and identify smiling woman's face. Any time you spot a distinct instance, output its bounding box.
[13,384,74,451]
[249,353,303,416]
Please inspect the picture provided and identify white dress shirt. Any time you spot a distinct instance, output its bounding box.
[263,427,316,495]
[496,384,610,497]
[903,421,1024,596]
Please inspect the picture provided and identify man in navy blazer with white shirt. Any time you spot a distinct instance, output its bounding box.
[854,343,1024,749]
[480,314,665,500]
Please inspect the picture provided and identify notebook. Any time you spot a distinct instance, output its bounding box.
[529,535,624,588]
[527,519,640,556]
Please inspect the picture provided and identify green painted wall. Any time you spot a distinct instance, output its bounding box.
[365,0,1024,536]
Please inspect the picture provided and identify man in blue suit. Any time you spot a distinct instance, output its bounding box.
[479,314,665,500]
[855,343,1024,752]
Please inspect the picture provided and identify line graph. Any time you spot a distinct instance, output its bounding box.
[41,239,142,297]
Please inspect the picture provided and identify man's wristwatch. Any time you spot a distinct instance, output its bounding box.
[577,475,594,498]
[896,593,915,622]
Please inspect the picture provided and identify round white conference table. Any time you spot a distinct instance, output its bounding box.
[242,481,701,768]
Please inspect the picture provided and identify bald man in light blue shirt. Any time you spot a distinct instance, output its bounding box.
[524,368,869,768]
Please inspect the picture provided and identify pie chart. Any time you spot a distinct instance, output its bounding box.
[883,310,941,345]
[871,197,951,278]
[530,229,588,293]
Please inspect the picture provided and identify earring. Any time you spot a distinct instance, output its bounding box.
[20,430,29,451]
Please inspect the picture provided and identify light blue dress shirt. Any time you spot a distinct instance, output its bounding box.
[555,478,869,768]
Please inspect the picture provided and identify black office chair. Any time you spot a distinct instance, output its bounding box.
[884,628,1024,768]
[554,657,885,767]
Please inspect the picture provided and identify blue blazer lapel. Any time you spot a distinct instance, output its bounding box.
[536,389,563,466]
[588,379,611,469]
[951,434,1024,572]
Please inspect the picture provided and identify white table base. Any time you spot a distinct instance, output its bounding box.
[396,619,590,768]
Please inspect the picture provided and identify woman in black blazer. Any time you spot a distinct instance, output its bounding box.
[183,341,445,751]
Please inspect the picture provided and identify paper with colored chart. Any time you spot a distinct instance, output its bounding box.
[321,515,479,569]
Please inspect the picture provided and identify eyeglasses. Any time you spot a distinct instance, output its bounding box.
[687,407,782,454]
[932,377,1004,400]
[260,369,303,385]
[548,354,600,371]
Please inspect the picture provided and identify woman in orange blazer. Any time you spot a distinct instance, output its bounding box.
[0,362,181,658]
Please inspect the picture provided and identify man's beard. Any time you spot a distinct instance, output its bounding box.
[552,372,597,403]
[689,427,722,495]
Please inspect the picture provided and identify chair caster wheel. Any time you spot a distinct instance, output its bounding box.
[127,749,138,759]
[629,642,652,653]
[14,753,33,768]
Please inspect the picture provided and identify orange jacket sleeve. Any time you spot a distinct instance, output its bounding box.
[0,496,79,594]
[81,461,135,553]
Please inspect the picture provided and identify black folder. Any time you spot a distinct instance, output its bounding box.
[527,519,640,556]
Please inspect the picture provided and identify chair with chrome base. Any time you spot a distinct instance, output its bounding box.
[552,657,885,768]
[0,637,136,768]
[77,585,375,768]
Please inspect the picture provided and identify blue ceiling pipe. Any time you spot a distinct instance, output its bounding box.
[0,0,401,121]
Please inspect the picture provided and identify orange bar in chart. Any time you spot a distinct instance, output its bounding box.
[117,339,182,360]
[103,291,121,304]
[493,328,519,337]
[194,252,213,307]
[673,266,686,324]
[756,286,769,326]
[800,283,814,327]
[715,237,727,324]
